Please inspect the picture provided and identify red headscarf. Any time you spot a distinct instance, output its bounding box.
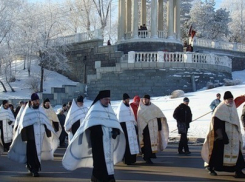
[130,96,140,121]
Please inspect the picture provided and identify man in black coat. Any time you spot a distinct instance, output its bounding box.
[173,97,192,154]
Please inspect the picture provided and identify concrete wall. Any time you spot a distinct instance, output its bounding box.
[87,62,231,100]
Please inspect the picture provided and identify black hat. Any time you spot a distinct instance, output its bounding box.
[62,104,67,107]
[223,91,233,100]
[216,93,221,97]
[19,100,24,104]
[183,97,189,102]
[43,98,50,104]
[143,94,150,99]
[31,93,39,101]
[2,100,8,105]
[91,90,110,106]
[123,93,130,100]
[77,95,84,103]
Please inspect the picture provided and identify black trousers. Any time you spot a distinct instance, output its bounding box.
[178,128,189,152]
[90,125,115,182]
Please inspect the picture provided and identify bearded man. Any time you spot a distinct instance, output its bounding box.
[202,91,245,178]
[137,94,169,164]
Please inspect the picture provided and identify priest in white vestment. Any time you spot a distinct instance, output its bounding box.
[64,95,88,142]
[62,90,126,182]
[0,100,15,152]
[42,98,62,138]
[137,94,169,164]
[201,91,245,178]
[8,93,59,177]
[116,93,139,165]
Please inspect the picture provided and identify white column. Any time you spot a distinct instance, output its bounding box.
[151,0,158,38]
[132,0,139,39]
[126,0,132,33]
[168,0,174,39]
[176,0,181,40]
[117,1,121,40]
[158,0,164,31]
[121,0,126,40]
[141,0,146,25]
[118,0,126,41]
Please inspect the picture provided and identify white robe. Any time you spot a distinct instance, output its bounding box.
[8,105,59,164]
[64,99,88,142]
[42,104,62,138]
[201,101,243,166]
[116,101,139,155]
[137,100,169,152]
[62,101,126,175]
[0,106,15,144]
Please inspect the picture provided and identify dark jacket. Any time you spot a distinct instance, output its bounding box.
[173,103,192,128]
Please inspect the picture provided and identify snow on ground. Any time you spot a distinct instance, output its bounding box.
[0,60,78,99]
[1,60,245,139]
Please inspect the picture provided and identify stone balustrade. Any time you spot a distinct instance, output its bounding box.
[128,51,232,68]
[191,37,245,52]
[52,29,103,45]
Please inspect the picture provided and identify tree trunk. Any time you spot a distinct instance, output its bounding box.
[40,66,44,92]
[0,80,7,92]
[6,81,15,92]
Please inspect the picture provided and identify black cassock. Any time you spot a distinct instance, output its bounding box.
[141,119,162,161]
[0,120,13,151]
[120,122,137,165]
[89,125,117,182]
[209,117,245,172]
[21,125,51,173]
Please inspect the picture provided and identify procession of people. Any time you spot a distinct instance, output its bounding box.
[0,90,245,181]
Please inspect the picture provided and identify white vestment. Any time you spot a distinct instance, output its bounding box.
[201,101,243,166]
[116,101,139,154]
[137,100,169,152]
[0,106,15,144]
[64,99,88,142]
[13,105,26,137]
[8,105,59,164]
[42,104,62,138]
[62,101,126,175]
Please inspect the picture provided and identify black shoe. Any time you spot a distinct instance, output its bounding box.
[32,171,39,177]
[150,153,157,158]
[235,171,245,178]
[178,151,185,154]
[145,159,153,164]
[208,170,217,176]
[185,151,191,155]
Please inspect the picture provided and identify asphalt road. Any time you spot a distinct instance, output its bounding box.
[0,144,244,182]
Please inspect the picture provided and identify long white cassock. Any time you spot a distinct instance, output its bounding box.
[42,104,62,138]
[137,100,169,153]
[0,105,15,153]
[62,101,126,175]
[116,101,139,155]
[64,99,88,142]
[8,105,59,164]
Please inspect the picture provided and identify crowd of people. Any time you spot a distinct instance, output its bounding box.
[0,90,245,181]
